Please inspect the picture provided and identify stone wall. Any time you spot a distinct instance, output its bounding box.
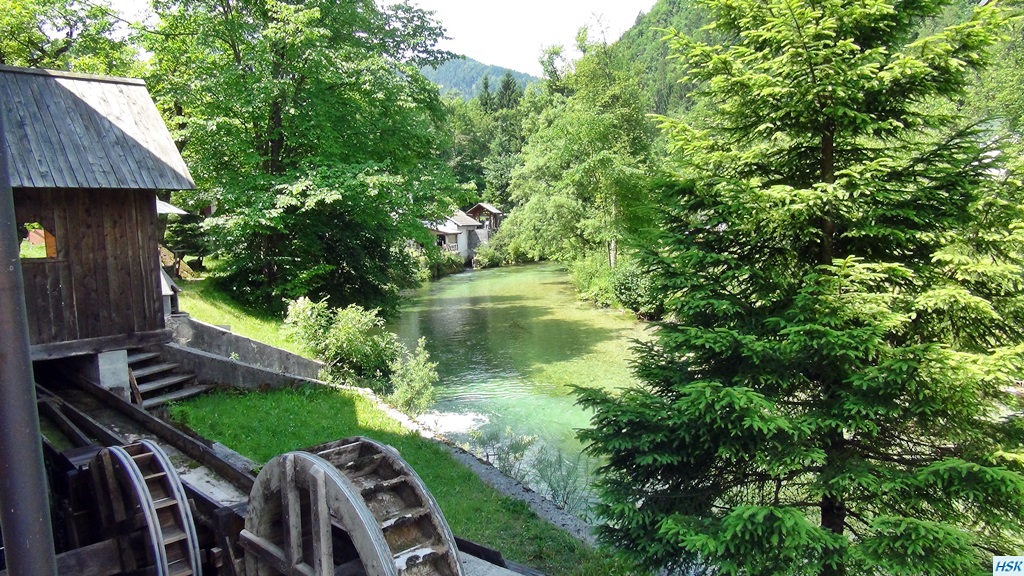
[160,343,322,391]
[166,314,323,379]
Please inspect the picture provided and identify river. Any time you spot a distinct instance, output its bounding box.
[390,263,647,505]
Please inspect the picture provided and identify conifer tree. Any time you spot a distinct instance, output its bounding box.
[479,74,495,113]
[496,70,522,110]
[577,1,1024,574]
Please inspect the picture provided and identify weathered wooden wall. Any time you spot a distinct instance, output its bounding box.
[14,188,163,347]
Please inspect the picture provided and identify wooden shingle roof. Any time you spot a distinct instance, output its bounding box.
[0,65,194,190]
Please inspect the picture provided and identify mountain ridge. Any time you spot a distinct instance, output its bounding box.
[421,57,539,99]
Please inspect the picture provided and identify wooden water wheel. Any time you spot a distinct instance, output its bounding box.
[90,440,203,576]
[241,437,463,576]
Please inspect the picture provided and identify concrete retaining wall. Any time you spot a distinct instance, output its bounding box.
[160,343,323,391]
[166,314,323,379]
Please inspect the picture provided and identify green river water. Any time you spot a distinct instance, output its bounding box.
[391,262,647,462]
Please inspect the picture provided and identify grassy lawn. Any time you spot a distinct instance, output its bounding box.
[176,279,305,354]
[170,387,632,575]
[171,279,636,575]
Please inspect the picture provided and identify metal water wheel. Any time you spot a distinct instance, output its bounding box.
[90,440,203,576]
[241,437,463,576]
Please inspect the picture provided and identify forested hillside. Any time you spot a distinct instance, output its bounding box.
[420,57,538,98]
[613,0,712,114]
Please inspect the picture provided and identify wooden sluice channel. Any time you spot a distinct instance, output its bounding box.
[7,370,533,576]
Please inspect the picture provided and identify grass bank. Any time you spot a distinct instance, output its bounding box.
[171,281,634,575]
[176,279,302,354]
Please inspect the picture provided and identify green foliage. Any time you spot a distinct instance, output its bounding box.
[610,257,664,320]
[204,166,441,316]
[972,15,1024,133]
[463,428,597,518]
[0,0,140,74]
[163,214,210,270]
[500,34,655,269]
[578,0,1024,574]
[145,0,459,315]
[418,248,465,280]
[285,297,403,391]
[482,106,528,208]
[479,75,495,113]
[387,338,439,417]
[472,243,503,269]
[468,427,538,484]
[444,96,493,193]
[532,448,595,517]
[613,0,716,115]
[496,71,524,111]
[567,253,615,308]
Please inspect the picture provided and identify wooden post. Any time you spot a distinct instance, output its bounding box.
[0,107,58,575]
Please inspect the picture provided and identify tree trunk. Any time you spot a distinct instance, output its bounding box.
[820,428,847,576]
[820,124,836,265]
[265,44,287,175]
[608,195,618,268]
[819,123,845,576]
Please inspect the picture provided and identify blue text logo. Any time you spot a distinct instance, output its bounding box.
[994,557,1024,573]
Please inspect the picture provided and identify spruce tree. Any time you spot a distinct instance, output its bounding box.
[496,70,522,110]
[479,74,495,113]
[577,1,1024,574]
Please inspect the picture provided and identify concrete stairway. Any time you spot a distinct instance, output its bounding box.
[127,349,212,409]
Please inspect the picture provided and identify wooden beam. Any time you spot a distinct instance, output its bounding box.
[37,398,93,447]
[30,329,171,361]
[66,376,258,492]
[0,539,122,576]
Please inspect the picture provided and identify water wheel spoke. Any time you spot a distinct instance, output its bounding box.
[244,437,464,575]
[309,465,335,574]
[282,454,305,566]
[91,441,201,576]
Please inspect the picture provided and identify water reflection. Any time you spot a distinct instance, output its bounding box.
[390,263,646,455]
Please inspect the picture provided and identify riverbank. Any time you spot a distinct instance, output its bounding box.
[390,263,647,513]
[174,279,634,575]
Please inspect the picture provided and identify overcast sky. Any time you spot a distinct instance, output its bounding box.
[109,1,658,77]
[411,1,658,75]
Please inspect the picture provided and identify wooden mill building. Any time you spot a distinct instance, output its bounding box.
[0,65,194,361]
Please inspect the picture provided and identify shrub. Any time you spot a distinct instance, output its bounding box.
[472,243,502,269]
[285,297,403,391]
[387,338,439,416]
[418,246,466,280]
[437,250,465,277]
[284,297,333,352]
[467,427,536,484]
[532,447,595,517]
[567,253,615,307]
[611,258,664,320]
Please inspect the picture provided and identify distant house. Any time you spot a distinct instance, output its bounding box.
[423,209,484,262]
[0,65,194,360]
[466,202,504,230]
[423,219,460,252]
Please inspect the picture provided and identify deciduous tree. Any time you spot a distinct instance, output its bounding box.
[501,34,653,268]
[145,0,456,314]
[578,1,1024,574]
[0,0,138,74]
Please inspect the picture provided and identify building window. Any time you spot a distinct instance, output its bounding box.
[19,222,56,259]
